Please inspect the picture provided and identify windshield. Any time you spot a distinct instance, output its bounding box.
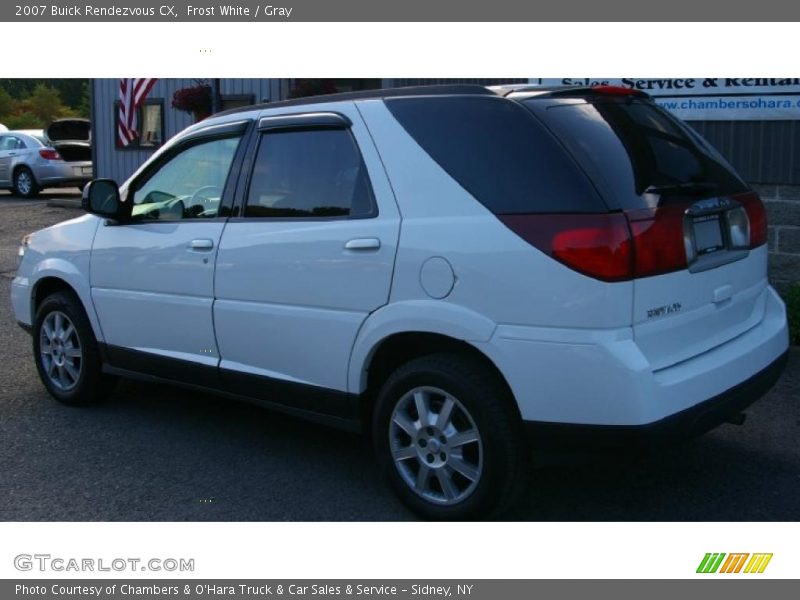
[524,97,748,210]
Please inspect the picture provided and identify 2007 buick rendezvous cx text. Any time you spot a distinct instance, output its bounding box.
[19,6,163,17]
[29,5,296,18]
[12,84,789,519]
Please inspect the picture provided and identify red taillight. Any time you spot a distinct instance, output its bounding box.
[498,213,633,281]
[499,208,690,281]
[499,194,762,282]
[39,149,62,161]
[626,205,688,278]
[737,192,767,248]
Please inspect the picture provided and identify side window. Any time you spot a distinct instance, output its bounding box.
[131,136,241,221]
[244,128,375,218]
[0,136,20,151]
[386,96,607,214]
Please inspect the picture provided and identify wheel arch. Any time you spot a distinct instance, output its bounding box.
[349,301,497,391]
[13,162,38,183]
[355,332,518,430]
[30,267,104,343]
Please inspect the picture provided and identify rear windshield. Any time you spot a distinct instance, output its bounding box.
[385,96,607,214]
[523,97,748,210]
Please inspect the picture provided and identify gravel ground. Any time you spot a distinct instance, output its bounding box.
[0,196,798,521]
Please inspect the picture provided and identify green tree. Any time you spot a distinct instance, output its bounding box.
[0,79,88,110]
[0,87,13,120]
[4,112,42,129]
[77,80,91,118]
[18,84,74,125]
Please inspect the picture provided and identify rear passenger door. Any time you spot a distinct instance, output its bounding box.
[214,105,400,415]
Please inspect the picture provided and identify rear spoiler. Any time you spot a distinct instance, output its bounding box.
[493,84,651,100]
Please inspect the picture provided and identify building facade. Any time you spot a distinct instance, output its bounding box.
[90,78,290,184]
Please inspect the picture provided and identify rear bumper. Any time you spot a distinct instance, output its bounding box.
[41,178,92,188]
[35,160,93,186]
[477,284,789,427]
[523,349,789,452]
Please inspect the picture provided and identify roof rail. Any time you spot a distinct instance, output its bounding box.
[215,84,499,117]
[490,84,571,96]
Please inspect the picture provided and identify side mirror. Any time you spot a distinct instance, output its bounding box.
[82,179,125,220]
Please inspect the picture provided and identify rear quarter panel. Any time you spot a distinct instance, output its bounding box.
[355,98,634,330]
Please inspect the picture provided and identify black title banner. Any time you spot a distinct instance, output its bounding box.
[5,0,800,21]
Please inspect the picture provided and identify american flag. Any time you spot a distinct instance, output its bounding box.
[118,78,157,147]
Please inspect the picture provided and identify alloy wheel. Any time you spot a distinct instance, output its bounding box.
[16,170,33,196]
[389,386,483,505]
[39,310,83,391]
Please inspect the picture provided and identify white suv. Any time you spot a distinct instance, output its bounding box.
[12,85,790,519]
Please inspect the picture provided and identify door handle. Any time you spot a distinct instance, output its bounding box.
[188,239,214,251]
[344,238,381,251]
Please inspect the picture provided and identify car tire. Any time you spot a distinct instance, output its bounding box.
[13,166,40,199]
[373,353,529,520]
[33,291,117,406]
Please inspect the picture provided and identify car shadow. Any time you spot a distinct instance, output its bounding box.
[506,432,798,521]
[4,353,797,521]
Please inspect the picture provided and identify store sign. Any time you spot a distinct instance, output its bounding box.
[534,78,800,120]
[653,94,800,121]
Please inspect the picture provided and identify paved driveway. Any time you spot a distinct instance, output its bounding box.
[1,198,798,520]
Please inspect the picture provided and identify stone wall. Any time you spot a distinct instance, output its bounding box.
[752,184,800,297]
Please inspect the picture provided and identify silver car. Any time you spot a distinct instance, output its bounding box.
[0,119,93,198]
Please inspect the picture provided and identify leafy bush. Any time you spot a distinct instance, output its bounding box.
[20,84,74,124]
[0,82,75,128]
[0,87,13,120]
[3,111,42,129]
[786,284,800,346]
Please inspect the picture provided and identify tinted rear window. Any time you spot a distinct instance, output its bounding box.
[245,128,375,219]
[524,97,748,210]
[385,96,606,214]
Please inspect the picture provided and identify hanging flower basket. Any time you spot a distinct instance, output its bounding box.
[172,82,212,121]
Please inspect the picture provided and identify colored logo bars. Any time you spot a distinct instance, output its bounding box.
[697,553,773,574]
